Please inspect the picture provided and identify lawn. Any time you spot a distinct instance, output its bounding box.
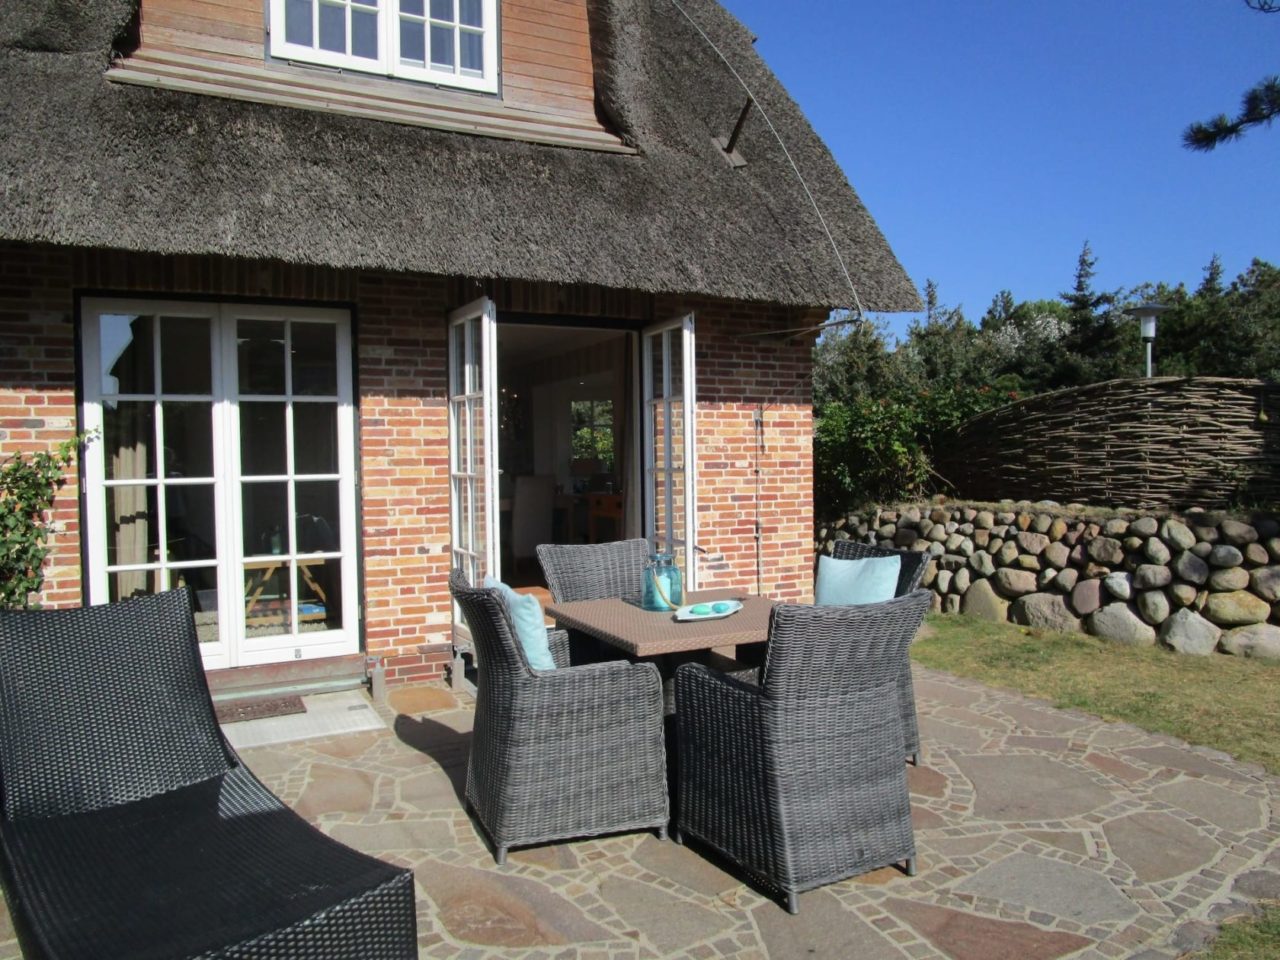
[911,613,1280,959]
[912,612,1280,775]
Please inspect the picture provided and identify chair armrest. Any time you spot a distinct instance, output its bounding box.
[525,658,664,724]
[546,628,571,669]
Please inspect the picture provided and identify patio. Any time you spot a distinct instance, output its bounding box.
[4,667,1276,960]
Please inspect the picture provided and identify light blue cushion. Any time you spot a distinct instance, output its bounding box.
[483,577,556,671]
[815,554,901,606]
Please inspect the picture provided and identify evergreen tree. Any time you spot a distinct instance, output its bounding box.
[1183,3,1279,150]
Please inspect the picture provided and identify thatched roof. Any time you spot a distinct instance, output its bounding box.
[0,0,920,311]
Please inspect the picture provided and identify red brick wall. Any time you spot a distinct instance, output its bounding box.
[0,244,81,607]
[657,296,819,602]
[1,241,819,683]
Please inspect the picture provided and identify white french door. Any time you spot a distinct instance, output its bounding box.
[447,297,499,588]
[80,299,359,669]
[642,313,698,589]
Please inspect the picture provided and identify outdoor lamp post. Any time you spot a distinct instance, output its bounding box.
[1126,303,1169,378]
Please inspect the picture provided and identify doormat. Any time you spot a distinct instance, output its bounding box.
[215,695,307,725]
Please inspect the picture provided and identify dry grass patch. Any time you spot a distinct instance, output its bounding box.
[912,613,1280,775]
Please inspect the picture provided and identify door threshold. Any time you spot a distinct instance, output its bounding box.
[207,654,368,703]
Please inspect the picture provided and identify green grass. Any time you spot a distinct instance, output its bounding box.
[912,612,1280,776]
[911,613,1280,957]
[1197,906,1280,959]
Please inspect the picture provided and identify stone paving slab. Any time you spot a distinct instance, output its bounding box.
[0,664,1277,959]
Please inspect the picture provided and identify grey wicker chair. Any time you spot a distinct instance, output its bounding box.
[0,588,416,960]
[674,590,932,914]
[831,540,929,764]
[449,569,668,864]
[536,538,649,603]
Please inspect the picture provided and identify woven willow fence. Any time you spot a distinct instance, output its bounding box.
[932,377,1280,510]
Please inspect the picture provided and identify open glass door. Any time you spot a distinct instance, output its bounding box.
[448,297,499,588]
[642,314,698,589]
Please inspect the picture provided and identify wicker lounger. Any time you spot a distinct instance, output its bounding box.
[0,589,416,960]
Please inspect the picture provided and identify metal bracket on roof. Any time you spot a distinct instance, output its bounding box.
[713,96,754,168]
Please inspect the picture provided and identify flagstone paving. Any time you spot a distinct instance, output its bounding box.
[0,665,1276,959]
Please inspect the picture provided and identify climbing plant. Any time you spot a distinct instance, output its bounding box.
[0,436,86,609]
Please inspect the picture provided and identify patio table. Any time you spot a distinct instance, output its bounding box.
[545,589,774,658]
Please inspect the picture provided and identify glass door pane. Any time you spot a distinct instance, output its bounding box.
[448,297,498,588]
[642,314,698,589]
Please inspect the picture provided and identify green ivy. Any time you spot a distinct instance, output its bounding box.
[0,436,87,610]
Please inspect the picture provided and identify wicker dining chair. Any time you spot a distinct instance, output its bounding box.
[0,588,416,960]
[674,590,932,914]
[449,569,668,863]
[536,538,649,603]
[830,540,929,764]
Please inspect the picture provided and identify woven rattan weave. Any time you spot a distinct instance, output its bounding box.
[674,590,932,913]
[831,541,928,763]
[0,588,416,960]
[535,539,649,603]
[450,569,668,864]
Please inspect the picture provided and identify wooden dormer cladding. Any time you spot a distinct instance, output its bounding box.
[111,0,630,152]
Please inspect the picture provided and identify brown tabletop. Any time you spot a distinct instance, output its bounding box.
[545,589,775,657]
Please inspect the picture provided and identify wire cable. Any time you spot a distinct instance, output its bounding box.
[666,0,868,320]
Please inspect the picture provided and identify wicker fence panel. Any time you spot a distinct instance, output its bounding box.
[931,377,1280,510]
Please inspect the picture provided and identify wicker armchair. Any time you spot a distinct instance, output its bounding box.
[0,589,416,960]
[450,569,668,863]
[674,590,932,913]
[831,540,929,764]
[536,538,649,603]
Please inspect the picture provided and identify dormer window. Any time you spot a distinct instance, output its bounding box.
[268,0,498,93]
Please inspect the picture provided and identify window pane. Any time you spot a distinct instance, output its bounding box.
[240,401,287,476]
[163,401,213,479]
[294,403,338,474]
[430,24,454,67]
[400,19,425,64]
[245,560,292,636]
[243,481,289,556]
[291,322,337,396]
[299,558,342,632]
[458,0,481,27]
[108,569,163,604]
[460,29,482,73]
[285,0,314,46]
[296,481,340,552]
[402,0,423,15]
[104,401,156,480]
[173,566,220,643]
[450,324,466,396]
[160,316,212,395]
[106,484,159,566]
[100,314,154,395]
[430,0,453,21]
[352,8,378,58]
[238,319,286,395]
[319,2,346,53]
[167,484,216,562]
[353,0,377,6]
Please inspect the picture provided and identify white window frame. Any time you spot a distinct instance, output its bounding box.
[80,298,359,670]
[268,0,500,94]
[642,313,698,590]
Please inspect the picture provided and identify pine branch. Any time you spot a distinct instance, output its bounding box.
[1184,75,1280,150]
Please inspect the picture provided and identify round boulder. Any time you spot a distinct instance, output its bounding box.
[961,578,1011,622]
[1088,603,1157,647]
[1016,531,1050,556]
[1088,536,1125,566]
[1103,572,1133,601]
[1136,589,1171,625]
[1173,551,1209,586]
[1071,578,1104,616]
[1219,519,1259,546]
[993,568,1038,597]
[1249,565,1280,602]
[1010,593,1083,634]
[1220,623,1280,662]
[1161,519,1197,552]
[1160,609,1222,656]
[1168,583,1197,608]
[1207,567,1250,592]
[1203,590,1272,627]
[1133,564,1173,590]
[1053,567,1079,593]
[1208,544,1244,568]
[1043,541,1070,570]
[1129,516,1159,537]
[1143,537,1171,565]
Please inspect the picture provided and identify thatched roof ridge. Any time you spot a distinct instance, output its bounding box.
[0,0,921,311]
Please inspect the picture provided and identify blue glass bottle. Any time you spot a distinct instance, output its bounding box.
[642,552,684,611]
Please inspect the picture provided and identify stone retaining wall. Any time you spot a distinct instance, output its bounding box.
[816,503,1280,661]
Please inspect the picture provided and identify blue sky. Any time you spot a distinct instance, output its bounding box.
[720,0,1279,341]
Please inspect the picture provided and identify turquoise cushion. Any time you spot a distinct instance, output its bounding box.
[483,577,556,671]
[815,554,901,606]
